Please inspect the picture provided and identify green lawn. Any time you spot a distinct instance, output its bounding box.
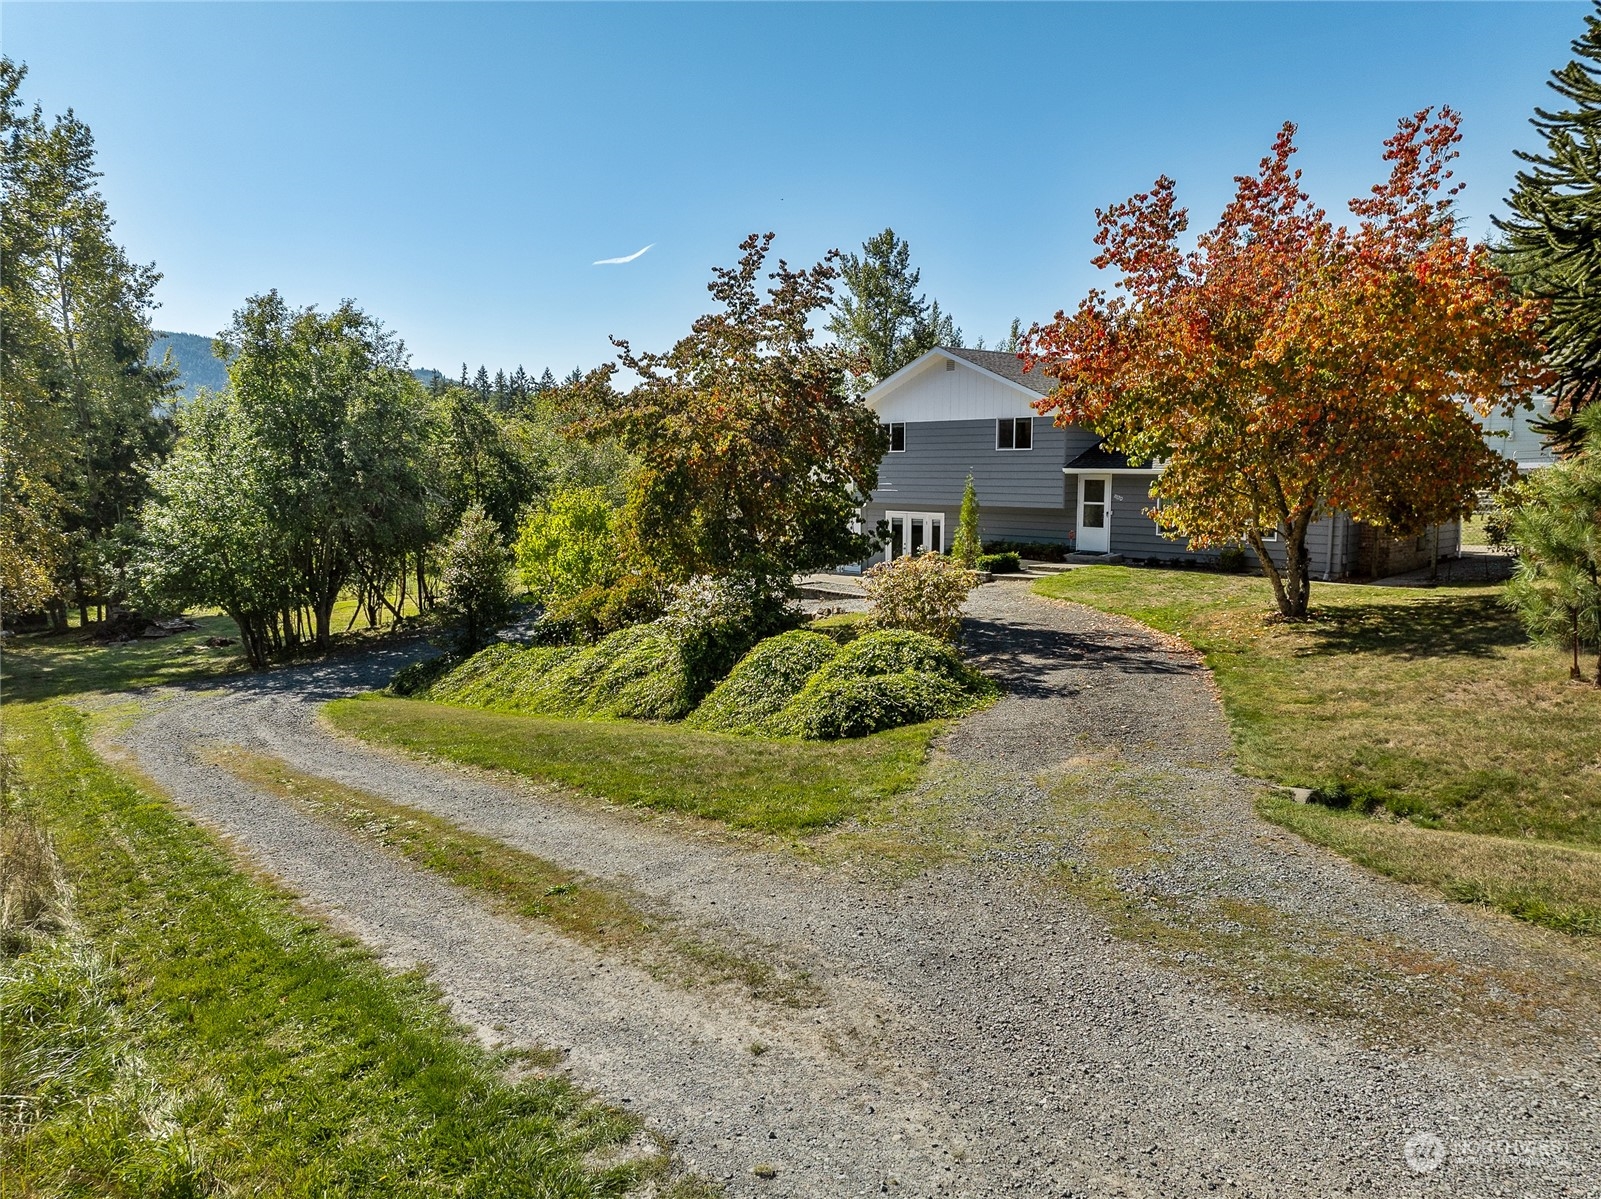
[1033,567,1601,936]
[0,626,701,1194]
[1,613,247,703]
[325,695,939,834]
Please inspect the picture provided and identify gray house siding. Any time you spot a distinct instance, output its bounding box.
[873,419,1085,510]
[1106,476,1357,577]
[979,506,1073,544]
[859,502,1072,558]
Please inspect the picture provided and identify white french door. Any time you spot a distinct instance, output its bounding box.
[885,511,945,560]
[1075,476,1111,553]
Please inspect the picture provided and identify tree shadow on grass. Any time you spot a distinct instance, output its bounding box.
[1306,592,1527,661]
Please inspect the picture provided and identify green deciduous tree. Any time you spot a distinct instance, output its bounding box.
[1504,407,1601,681]
[1497,2,1601,455]
[140,294,431,659]
[591,233,885,587]
[136,390,292,667]
[515,486,618,604]
[828,228,961,391]
[0,56,176,623]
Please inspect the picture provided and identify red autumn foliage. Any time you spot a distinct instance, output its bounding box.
[1022,110,1548,618]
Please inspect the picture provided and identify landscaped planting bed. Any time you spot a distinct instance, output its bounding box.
[408,625,997,740]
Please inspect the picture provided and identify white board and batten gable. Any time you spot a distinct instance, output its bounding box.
[864,347,1052,423]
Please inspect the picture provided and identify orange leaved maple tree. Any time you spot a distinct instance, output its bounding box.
[1022,109,1547,619]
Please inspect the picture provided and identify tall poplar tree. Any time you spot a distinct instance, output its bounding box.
[1497,2,1601,454]
[0,56,176,623]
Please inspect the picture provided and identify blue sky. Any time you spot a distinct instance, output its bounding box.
[2,2,1585,376]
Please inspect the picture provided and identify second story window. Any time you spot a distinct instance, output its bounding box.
[996,417,1033,450]
[886,422,906,452]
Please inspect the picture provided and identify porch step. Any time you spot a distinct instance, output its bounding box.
[1019,554,1125,572]
[1063,552,1124,566]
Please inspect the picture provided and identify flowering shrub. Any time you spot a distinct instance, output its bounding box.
[659,575,798,695]
[863,553,978,642]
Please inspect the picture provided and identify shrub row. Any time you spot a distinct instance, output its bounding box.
[417,625,997,741]
[975,551,1021,574]
[423,629,693,720]
[982,539,1070,562]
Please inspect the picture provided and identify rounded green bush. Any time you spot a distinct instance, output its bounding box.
[687,630,841,734]
[425,643,577,709]
[810,628,983,690]
[775,670,974,740]
[582,626,694,720]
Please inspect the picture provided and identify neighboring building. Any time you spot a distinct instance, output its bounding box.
[859,346,1458,579]
[1479,396,1558,473]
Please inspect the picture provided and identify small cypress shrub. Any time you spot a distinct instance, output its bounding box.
[951,474,982,567]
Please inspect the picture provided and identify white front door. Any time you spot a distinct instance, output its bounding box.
[1076,475,1111,553]
[885,511,945,560]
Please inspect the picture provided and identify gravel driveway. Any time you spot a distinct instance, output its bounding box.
[105,585,1601,1198]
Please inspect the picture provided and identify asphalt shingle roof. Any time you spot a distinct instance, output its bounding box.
[942,347,1054,396]
[1065,444,1150,471]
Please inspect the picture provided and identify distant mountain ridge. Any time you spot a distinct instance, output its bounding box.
[150,330,441,399]
[150,331,231,399]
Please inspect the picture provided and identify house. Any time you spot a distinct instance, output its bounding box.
[859,346,1460,579]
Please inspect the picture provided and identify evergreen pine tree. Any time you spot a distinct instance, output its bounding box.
[828,228,962,392]
[473,364,491,401]
[538,367,556,392]
[952,474,982,566]
[1497,2,1601,454]
[1505,407,1601,680]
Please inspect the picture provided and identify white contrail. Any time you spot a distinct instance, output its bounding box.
[593,243,654,266]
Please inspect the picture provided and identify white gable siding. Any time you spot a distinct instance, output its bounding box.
[870,355,1043,423]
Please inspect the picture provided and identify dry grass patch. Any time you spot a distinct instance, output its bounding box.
[1261,794,1601,938]
[1042,767,1589,1041]
[215,749,823,1007]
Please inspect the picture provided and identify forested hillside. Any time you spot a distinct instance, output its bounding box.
[153,329,440,399]
[149,331,230,398]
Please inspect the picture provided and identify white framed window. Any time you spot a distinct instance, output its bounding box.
[885,422,906,452]
[996,417,1033,451]
[1151,492,1179,535]
[884,511,945,559]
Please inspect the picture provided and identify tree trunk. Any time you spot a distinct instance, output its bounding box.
[1248,512,1313,620]
[314,588,337,651]
[230,611,269,670]
[1573,613,1583,681]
